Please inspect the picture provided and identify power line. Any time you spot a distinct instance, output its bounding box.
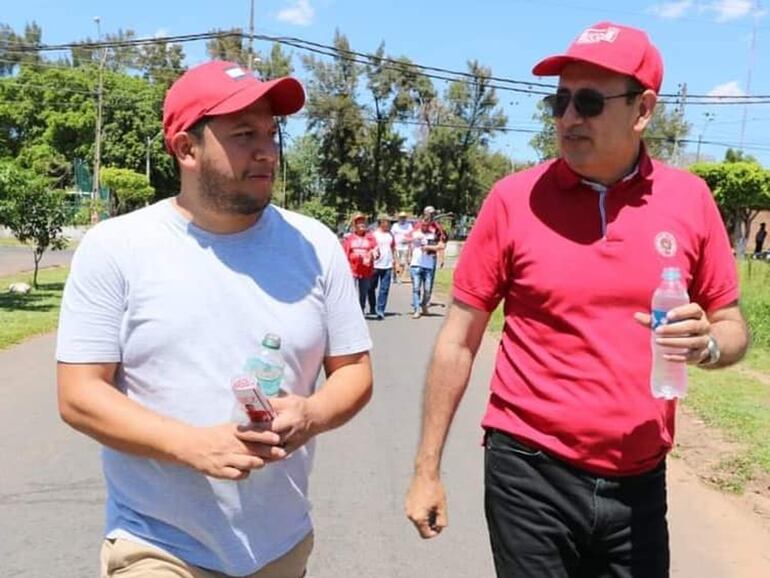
[4,29,770,102]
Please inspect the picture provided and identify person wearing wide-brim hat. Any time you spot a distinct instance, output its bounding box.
[343,212,379,314]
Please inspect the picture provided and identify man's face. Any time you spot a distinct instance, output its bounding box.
[193,100,278,216]
[353,218,367,233]
[555,63,644,183]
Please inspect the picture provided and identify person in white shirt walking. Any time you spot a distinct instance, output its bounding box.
[391,211,414,283]
[368,216,398,320]
[407,219,445,318]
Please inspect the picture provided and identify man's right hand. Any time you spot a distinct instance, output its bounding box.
[405,474,448,539]
[176,423,286,481]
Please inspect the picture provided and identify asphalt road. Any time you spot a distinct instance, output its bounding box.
[0,246,75,277]
[1,283,769,577]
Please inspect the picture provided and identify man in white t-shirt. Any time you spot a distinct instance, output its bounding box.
[407,219,445,319]
[390,211,414,283]
[56,61,373,578]
[368,216,398,319]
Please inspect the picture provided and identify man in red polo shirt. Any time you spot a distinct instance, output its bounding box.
[406,22,749,577]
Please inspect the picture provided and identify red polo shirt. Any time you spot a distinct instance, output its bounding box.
[453,151,738,475]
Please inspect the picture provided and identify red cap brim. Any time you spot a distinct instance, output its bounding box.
[207,76,305,117]
[532,53,644,84]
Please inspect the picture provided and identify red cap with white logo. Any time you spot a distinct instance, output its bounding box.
[162,60,305,152]
[532,22,663,92]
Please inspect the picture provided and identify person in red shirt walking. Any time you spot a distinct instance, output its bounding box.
[343,213,379,313]
[406,22,749,577]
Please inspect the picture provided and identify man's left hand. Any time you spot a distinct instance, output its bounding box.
[633,303,711,364]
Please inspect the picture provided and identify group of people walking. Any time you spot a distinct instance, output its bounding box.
[342,206,448,319]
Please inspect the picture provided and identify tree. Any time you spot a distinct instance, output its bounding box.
[529,100,557,161]
[302,31,368,217]
[0,21,43,75]
[135,38,185,87]
[644,101,690,162]
[412,61,507,216]
[724,148,758,164]
[297,197,338,231]
[100,166,155,215]
[0,161,69,288]
[690,161,770,249]
[206,29,250,67]
[283,134,323,208]
[256,43,293,80]
[70,29,138,72]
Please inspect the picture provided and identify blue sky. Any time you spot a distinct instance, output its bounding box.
[4,0,770,166]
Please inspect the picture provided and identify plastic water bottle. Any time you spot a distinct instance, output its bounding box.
[248,333,285,397]
[650,267,689,400]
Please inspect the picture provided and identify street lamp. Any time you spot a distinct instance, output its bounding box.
[695,112,716,163]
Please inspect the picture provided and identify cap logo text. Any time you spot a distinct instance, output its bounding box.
[576,27,620,45]
[225,67,247,79]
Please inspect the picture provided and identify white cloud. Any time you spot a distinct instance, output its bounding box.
[277,0,315,26]
[648,0,695,19]
[707,0,753,22]
[154,28,170,38]
[708,80,746,98]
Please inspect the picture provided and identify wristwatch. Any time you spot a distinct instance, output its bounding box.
[699,335,721,367]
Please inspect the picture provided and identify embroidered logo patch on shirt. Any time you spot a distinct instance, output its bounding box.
[655,232,677,258]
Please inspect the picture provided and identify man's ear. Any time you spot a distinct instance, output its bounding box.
[634,90,658,132]
[170,132,199,169]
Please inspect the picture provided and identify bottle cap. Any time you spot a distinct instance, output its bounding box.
[661,267,681,281]
[262,333,281,349]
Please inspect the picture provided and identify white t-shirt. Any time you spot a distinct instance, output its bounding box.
[390,221,413,249]
[373,229,395,269]
[409,229,439,269]
[56,199,371,576]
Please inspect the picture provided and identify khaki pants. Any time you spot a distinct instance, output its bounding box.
[100,532,313,578]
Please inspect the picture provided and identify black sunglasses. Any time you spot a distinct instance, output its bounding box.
[543,88,642,118]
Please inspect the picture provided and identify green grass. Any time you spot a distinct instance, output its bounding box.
[740,259,770,352]
[434,269,504,332]
[0,237,78,249]
[0,237,27,247]
[0,267,69,350]
[685,365,770,492]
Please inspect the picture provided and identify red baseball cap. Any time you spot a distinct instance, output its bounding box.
[532,22,663,92]
[163,60,305,152]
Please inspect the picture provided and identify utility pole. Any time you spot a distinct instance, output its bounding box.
[92,16,107,224]
[695,112,715,163]
[671,82,687,167]
[739,0,760,151]
[247,0,256,71]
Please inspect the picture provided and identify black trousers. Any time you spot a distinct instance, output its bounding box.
[484,429,669,578]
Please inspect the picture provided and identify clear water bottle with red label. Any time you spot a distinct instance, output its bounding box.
[650,267,689,399]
